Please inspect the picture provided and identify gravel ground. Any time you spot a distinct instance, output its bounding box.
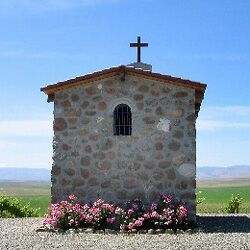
[0,215,249,250]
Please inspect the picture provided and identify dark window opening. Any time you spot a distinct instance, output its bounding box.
[114,104,132,136]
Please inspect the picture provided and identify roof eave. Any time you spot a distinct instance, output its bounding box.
[41,66,206,96]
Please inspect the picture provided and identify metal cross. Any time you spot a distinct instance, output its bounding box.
[130,36,148,63]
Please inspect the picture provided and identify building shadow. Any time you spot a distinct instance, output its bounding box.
[198,215,250,233]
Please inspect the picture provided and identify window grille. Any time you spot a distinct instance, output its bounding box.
[113,104,132,136]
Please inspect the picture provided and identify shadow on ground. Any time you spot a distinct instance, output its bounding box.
[198,215,250,233]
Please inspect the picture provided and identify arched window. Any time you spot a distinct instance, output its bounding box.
[114,104,132,136]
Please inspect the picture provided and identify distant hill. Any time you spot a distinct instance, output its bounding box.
[0,167,50,182]
[0,165,249,182]
[197,165,250,180]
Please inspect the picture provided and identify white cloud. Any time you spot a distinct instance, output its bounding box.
[197,105,250,131]
[197,120,250,131]
[0,141,18,149]
[0,120,52,137]
[0,163,9,168]
[203,106,250,117]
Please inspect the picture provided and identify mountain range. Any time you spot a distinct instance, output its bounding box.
[0,165,249,182]
[0,167,50,182]
[197,165,250,180]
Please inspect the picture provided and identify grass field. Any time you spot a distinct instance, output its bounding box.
[196,186,250,213]
[0,182,51,216]
[0,180,249,216]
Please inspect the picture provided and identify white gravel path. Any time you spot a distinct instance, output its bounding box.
[0,215,249,250]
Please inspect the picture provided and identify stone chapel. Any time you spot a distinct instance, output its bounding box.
[41,37,206,222]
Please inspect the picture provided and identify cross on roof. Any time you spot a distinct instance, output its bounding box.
[130,36,148,63]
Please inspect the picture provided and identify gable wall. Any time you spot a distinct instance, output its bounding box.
[51,74,197,220]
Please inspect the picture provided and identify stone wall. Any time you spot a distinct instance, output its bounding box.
[51,74,197,220]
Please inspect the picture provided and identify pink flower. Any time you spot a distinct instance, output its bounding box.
[127,209,134,216]
[54,211,64,218]
[143,212,151,219]
[128,222,134,230]
[86,214,93,223]
[43,217,58,228]
[68,195,77,201]
[91,208,101,215]
[106,217,116,224]
[178,205,188,220]
[115,207,123,215]
[134,219,143,227]
[151,211,160,218]
[73,204,81,213]
[165,194,174,204]
[93,199,104,207]
[151,203,157,211]
[132,204,138,210]
[49,203,59,211]
[120,224,126,231]
[103,203,114,212]
[82,204,90,210]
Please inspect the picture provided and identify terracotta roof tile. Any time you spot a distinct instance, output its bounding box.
[41,65,206,114]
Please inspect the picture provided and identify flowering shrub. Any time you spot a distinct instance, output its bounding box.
[43,193,188,232]
[43,195,116,230]
[118,193,188,232]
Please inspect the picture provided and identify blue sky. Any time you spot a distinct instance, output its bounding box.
[0,0,249,168]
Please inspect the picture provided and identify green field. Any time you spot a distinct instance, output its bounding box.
[0,181,250,216]
[197,186,250,213]
[0,182,51,216]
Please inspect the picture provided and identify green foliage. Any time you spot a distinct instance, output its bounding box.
[17,196,51,216]
[196,191,205,205]
[225,194,243,214]
[0,195,39,218]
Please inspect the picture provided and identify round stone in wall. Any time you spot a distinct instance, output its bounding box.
[71,94,80,102]
[173,130,184,139]
[97,101,107,110]
[84,145,92,153]
[155,106,164,116]
[54,118,67,131]
[133,94,144,101]
[161,86,171,94]
[100,138,113,151]
[85,86,96,95]
[61,100,71,108]
[173,154,186,166]
[80,156,91,166]
[170,109,183,118]
[138,85,149,93]
[155,142,164,150]
[64,168,75,176]
[80,169,90,178]
[158,161,171,169]
[177,163,195,178]
[81,117,90,125]
[136,102,144,110]
[81,101,89,109]
[168,141,181,151]
[143,116,155,125]
[174,91,188,98]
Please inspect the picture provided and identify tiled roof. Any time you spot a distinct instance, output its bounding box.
[41,65,206,114]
